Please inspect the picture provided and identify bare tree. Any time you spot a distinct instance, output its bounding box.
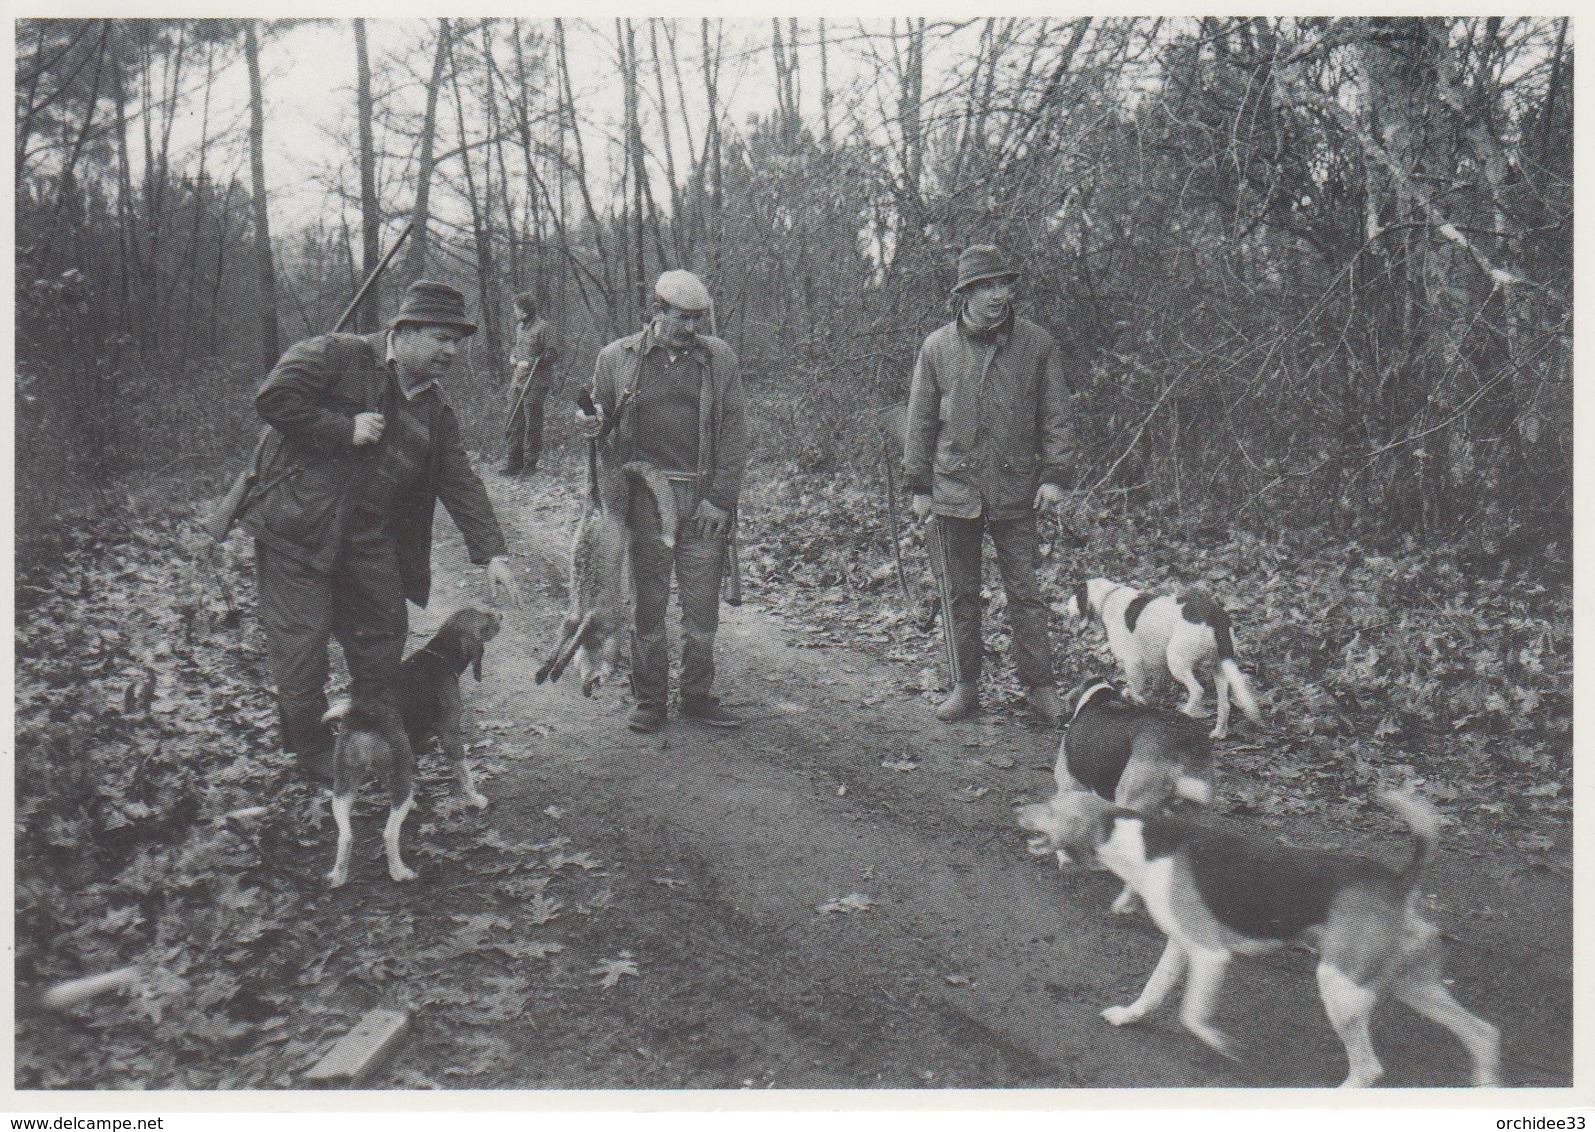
[244,20,278,370]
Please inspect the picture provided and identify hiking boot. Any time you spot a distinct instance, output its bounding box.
[1026,684,1065,726]
[628,703,667,733]
[935,682,980,722]
[681,696,744,728]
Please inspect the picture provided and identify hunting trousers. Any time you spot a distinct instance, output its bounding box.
[628,479,725,709]
[504,382,547,472]
[935,511,1054,688]
[254,519,408,759]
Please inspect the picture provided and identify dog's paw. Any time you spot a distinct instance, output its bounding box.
[1101,1005,1141,1027]
[327,869,348,889]
[1208,725,1228,740]
[389,864,419,883]
[465,791,490,810]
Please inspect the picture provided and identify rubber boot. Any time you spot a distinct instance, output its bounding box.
[935,682,980,723]
[1026,685,1065,726]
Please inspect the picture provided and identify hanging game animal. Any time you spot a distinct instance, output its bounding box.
[536,391,674,697]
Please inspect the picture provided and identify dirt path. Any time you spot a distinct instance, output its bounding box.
[356,472,1571,1091]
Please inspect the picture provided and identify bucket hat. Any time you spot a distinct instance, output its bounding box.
[391,280,477,336]
[951,245,1019,293]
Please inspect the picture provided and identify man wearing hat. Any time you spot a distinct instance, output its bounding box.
[903,245,1073,724]
[581,270,747,733]
[502,291,560,476]
[237,280,519,783]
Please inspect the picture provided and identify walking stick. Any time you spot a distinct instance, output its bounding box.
[880,427,911,603]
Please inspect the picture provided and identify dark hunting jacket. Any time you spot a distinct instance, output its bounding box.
[238,331,506,607]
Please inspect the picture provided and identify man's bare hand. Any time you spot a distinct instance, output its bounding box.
[576,403,605,441]
[694,499,731,538]
[912,493,933,522]
[352,412,385,447]
[1034,482,1066,510]
[486,556,522,609]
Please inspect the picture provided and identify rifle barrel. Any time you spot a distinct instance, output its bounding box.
[335,221,414,334]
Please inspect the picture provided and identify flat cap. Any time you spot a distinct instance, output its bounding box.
[654,270,711,313]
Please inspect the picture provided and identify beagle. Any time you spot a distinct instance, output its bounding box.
[1018,679,1214,914]
[1022,788,1501,1088]
[1067,578,1260,739]
[400,607,501,809]
[323,696,417,888]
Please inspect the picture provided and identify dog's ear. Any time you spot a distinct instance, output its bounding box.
[464,632,486,681]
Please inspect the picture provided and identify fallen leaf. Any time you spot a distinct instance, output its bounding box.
[817,893,875,915]
[527,895,562,925]
[652,877,687,889]
[590,953,640,988]
[882,759,918,772]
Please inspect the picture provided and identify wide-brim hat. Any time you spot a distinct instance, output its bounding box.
[391,280,477,336]
[654,270,712,313]
[951,244,1019,293]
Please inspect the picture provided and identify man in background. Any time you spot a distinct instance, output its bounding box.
[503,291,559,476]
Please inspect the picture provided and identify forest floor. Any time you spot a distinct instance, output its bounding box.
[13,451,1574,1095]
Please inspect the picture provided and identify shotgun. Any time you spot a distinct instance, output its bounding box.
[503,353,545,437]
[202,222,414,545]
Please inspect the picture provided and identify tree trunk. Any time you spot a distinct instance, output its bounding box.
[244,21,279,370]
[405,18,450,282]
[448,28,500,361]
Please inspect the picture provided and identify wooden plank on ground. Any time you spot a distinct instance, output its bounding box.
[305,1007,410,1086]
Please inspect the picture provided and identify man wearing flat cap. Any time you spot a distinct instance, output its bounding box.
[237,280,519,783]
[581,270,747,733]
[502,291,560,476]
[903,245,1073,724]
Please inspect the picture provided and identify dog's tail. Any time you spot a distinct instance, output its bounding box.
[1380,789,1442,888]
[623,461,678,550]
[1220,658,1261,723]
[323,697,391,732]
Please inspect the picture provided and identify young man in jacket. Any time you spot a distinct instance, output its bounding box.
[580,270,747,734]
[903,245,1073,725]
[502,291,560,476]
[239,280,518,783]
